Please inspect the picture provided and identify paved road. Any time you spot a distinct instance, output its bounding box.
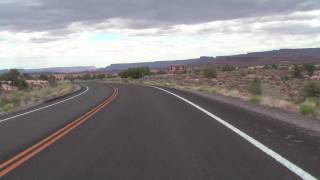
[0,82,319,179]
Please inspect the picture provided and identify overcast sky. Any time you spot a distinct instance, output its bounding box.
[1,0,320,69]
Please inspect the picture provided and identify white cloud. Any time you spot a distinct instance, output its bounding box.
[0,9,320,69]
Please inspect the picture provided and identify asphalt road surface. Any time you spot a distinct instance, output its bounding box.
[0,82,319,180]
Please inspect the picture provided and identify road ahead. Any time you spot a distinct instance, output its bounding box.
[0,82,319,179]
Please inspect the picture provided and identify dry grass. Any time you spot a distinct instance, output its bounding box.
[0,81,74,113]
[219,88,247,100]
[104,77,318,118]
[261,96,298,112]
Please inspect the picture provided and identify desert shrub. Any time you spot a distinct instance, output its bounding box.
[0,97,10,107]
[271,64,278,69]
[248,79,262,95]
[222,64,236,71]
[299,103,316,116]
[65,75,75,81]
[157,70,167,75]
[96,74,106,79]
[210,88,218,94]
[122,79,129,83]
[249,95,261,103]
[203,68,217,78]
[120,67,151,79]
[2,103,14,112]
[306,97,320,106]
[263,65,270,69]
[303,63,316,76]
[16,79,28,90]
[48,76,58,87]
[281,75,290,81]
[197,87,206,92]
[39,74,49,80]
[32,92,41,101]
[81,74,92,80]
[239,69,247,76]
[299,81,320,101]
[0,69,28,90]
[22,94,32,105]
[9,93,22,105]
[291,65,302,78]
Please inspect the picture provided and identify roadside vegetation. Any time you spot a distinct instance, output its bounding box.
[0,81,73,113]
[119,67,151,79]
[0,70,74,113]
[204,67,217,78]
[106,63,320,119]
[65,73,107,81]
[298,81,320,116]
[248,79,262,104]
[0,69,28,90]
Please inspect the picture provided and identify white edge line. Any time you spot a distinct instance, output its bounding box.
[151,86,317,180]
[0,85,89,124]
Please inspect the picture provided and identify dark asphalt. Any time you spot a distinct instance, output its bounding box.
[0,82,113,164]
[0,82,319,179]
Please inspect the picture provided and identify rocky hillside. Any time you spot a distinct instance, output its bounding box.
[104,48,320,71]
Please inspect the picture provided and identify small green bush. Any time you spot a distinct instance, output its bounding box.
[0,69,28,90]
[248,79,262,95]
[22,95,32,105]
[239,69,247,76]
[210,88,218,94]
[0,97,10,107]
[291,65,302,78]
[303,63,316,76]
[197,87,206,92]
[306,97,319,106]
[48,77,58,87]
[203,68,217,78]
[299,103,316,116]
[157,70,167,75]
[120,67,151,79]
[281,75,290,81]
[299,81,320,102]
[10,93,22,105]
[2,103,14,112]
[122,79,129,83]
[249,95,261,103]
[222,64,236,71]
[263,65,270,69]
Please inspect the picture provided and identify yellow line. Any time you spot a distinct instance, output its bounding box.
[0,87,118,178]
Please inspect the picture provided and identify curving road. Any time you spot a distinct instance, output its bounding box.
[0,82,319,180]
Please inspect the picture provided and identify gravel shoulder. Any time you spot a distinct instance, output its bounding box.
[104,80,320,137]
[177,87,320,137]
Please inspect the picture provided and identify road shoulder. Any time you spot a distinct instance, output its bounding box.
[0,84,83,120]
[165,86,320,137]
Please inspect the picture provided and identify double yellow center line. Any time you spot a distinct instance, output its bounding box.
[0,87,119,178]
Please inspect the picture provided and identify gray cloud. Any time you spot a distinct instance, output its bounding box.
[30,36,66,43]
[1,0,320,33]
[262,23,320,35]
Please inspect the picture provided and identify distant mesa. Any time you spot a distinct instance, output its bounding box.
[0,66,98,75]
[20,66,96,74]
[2,48,319,74]
[104,58,213,71]
[103,48,320,72]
